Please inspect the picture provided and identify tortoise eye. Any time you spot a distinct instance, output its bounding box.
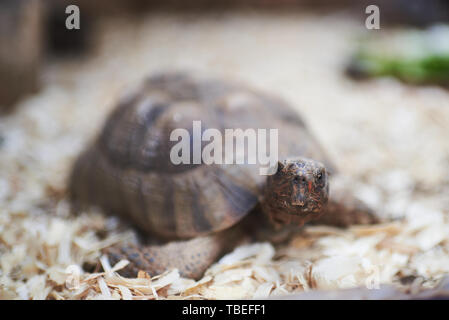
[316,171,325,184]
[293,176,304,183]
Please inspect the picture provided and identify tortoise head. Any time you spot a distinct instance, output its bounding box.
[263,157,329,226]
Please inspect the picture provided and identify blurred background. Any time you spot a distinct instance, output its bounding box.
[2,0,449,111]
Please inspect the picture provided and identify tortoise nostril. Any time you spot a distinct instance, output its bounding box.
[293,176,305,184]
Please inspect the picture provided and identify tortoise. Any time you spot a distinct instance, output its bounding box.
[69,72,379,279]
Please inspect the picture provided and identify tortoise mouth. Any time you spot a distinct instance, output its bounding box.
[290,198,324,214]
[291,196,305,207]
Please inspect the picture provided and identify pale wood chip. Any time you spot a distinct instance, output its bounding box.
[111,259,130,273]
[376,239,420,254]
[97,277,111,298]
[118,285,133,300]
[100,255,112,275]
[151,269,179,289]
[350,222,402,237]
[253,283,274,299]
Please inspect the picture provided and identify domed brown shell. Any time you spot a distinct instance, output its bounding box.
[69,72,333,239]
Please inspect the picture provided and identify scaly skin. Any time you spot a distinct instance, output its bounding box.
[105,229,244,279]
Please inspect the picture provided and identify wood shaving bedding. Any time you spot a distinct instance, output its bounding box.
[0,12,449,299]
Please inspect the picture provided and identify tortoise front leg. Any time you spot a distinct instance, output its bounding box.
[104,226,246,280]
[311,175,381,227]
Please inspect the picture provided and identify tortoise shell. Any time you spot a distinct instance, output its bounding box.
[69,72,333,239]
